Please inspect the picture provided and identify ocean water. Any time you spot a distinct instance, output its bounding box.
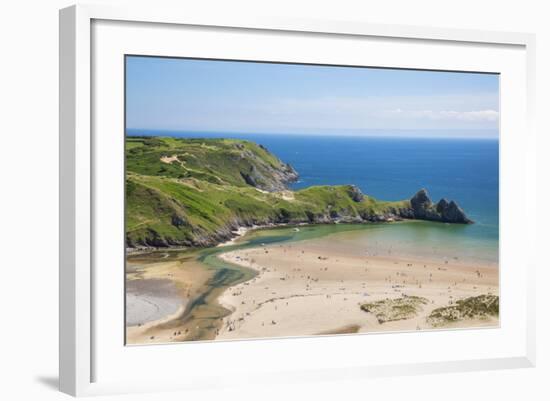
[127,130,499,264]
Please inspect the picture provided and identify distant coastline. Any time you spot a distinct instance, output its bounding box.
[126,128,500,141]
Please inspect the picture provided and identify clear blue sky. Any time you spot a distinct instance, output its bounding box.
[126,56,499,138]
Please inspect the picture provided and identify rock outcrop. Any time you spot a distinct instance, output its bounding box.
[346,185,364,202]
[171,214,187,228]
[239,153,298,192]
[408,189,472,224]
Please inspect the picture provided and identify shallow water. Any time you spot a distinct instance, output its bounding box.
[126,220,497,340]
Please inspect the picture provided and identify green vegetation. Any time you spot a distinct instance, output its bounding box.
[360,295,429,323]
[126,136,412,248]
[426,295,499,327]
[126,136,293,189]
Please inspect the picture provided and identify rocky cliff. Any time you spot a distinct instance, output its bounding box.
[408,189,473,224]
[126,137,472,249]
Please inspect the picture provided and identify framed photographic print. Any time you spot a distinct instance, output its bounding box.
[59,4,536,396]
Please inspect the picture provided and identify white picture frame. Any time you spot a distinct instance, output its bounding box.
[59,4,536,397]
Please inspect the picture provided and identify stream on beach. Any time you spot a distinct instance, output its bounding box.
[126,221,498,341]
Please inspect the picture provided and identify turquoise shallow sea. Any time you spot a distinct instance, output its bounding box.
[128,130,499,265]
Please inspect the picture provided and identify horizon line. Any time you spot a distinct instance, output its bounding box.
[126,128,499,140]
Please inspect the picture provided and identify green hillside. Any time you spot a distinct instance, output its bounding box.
[126,136,297,191]
[125,136,469,249]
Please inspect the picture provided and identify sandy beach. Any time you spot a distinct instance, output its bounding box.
[125,225,499,344]
[216,235,498,340]
[125,252,214,344]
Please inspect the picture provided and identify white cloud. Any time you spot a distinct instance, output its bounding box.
[135,93,500,133]
[388,109,499,122]
[249,94,500,130]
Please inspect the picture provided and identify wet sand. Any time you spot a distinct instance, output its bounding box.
[216,236,498,340]
[126,278,185,326]
[125,252,215,344]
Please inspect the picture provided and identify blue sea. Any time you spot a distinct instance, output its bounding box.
[128,129,499,264]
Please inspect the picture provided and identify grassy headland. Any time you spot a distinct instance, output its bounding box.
[126,136,470,249]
